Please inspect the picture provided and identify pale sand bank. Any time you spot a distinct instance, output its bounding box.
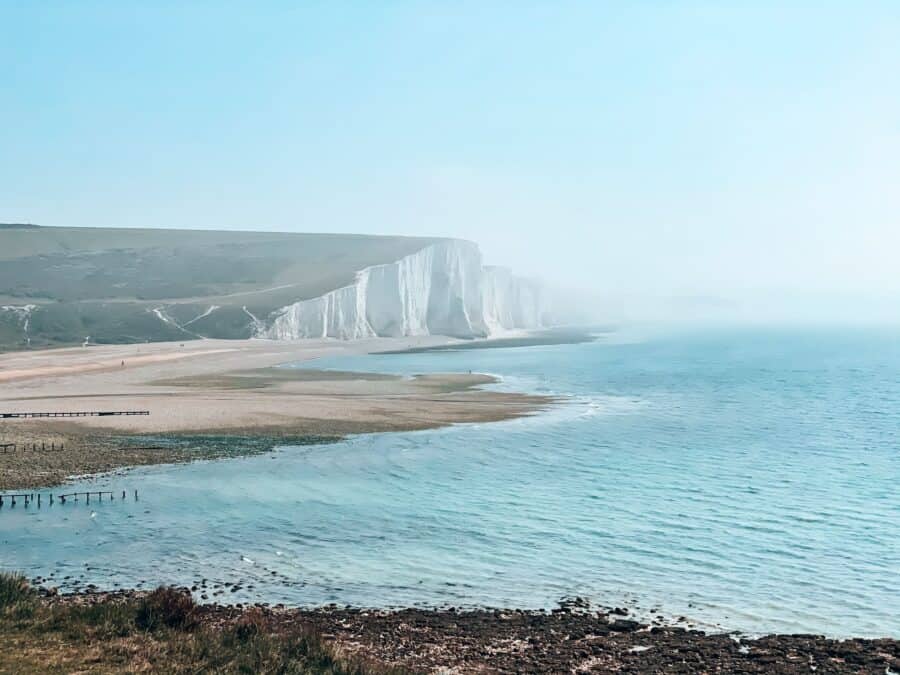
[0,336,553,489]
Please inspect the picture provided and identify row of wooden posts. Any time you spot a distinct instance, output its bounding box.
[1,410,151,452]
[0,490,138,508]
[1,411,150,419]
[1,442,64,453]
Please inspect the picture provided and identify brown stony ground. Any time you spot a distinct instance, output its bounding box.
[275,604,900,674]
[5,582,897,674]
[0,421,342,491]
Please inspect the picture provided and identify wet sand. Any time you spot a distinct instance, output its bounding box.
[0,337,553,489]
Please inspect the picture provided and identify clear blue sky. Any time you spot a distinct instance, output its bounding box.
[2,2,899,315]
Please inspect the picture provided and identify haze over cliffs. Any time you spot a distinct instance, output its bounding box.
[0,225,549,350]
[264,239,548,340]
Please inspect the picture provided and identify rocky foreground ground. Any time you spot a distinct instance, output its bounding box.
[296,603,900,674]
[7,583,897,674]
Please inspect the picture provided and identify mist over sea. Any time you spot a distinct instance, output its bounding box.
[2,326,898,637]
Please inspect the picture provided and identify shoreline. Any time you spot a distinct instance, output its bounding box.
[9,584,898,673]
[3,333,899,671]
[0,333,573,490]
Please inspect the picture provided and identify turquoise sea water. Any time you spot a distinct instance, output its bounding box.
[1,326,898,637]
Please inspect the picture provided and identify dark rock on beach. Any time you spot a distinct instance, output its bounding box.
[36,590,900,673]
[289,607,900,674]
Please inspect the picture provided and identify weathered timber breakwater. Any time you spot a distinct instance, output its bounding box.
[0,488,137,508]
[1,410,150,419]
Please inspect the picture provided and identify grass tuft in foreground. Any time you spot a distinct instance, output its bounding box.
[0,572,34,609]
[0,573,397,674]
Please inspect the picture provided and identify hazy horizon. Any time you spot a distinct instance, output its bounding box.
[3,2,899,322]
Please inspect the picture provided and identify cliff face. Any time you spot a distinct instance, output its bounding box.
[262,240,546,340]
[0,226,440,349]
[482,266,546,333]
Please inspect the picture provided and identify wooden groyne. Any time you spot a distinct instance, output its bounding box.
[1,411,150,419]
[0,489,137,508]
[1,441,65,453]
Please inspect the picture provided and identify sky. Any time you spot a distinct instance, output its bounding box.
[2,2,899,320]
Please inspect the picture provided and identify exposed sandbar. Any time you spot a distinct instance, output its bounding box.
[0,337,553,489]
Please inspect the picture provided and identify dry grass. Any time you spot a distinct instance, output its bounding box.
[0,574,400,674]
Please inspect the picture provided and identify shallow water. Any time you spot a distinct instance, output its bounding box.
[2,326,899,637]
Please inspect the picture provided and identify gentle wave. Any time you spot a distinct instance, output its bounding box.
[1,328,899,638]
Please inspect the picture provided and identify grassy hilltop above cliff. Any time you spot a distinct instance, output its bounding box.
[0,225,437,350]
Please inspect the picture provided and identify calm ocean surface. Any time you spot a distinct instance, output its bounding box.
[2,326,899,637]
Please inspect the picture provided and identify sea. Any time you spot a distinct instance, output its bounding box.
[1,325,898,638]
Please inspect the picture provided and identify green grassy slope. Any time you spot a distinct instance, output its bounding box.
[0,225,438,350]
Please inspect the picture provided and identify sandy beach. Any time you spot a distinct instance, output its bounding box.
[0,337,553,489]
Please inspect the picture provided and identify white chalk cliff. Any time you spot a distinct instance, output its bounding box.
[481,266,546,333]
[261,240,549,340]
